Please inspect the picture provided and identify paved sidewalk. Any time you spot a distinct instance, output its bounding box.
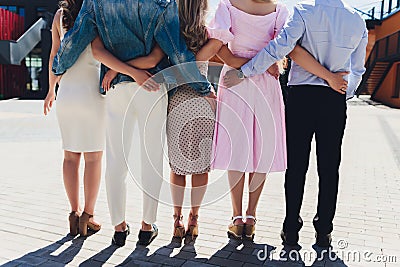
[0,98,399,267]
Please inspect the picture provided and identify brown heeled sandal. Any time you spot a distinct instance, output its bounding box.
[173,214,185,239]
[79,211,101,236]
[69,211,79,236]
[227,216,244,239]
[186,214,199,239]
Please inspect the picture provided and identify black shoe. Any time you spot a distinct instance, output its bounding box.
[315,233,332,248]
[280,230,299,246]
[112,224,130,247]
[138,224,158,246]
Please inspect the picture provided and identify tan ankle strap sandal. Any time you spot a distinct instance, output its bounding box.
[228,216,244,239]
[173,214,185,239]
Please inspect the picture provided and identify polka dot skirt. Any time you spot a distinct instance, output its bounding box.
[167,85,216,176]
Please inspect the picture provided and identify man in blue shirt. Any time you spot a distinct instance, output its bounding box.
[227,0,367,248]
[53,0,212,247]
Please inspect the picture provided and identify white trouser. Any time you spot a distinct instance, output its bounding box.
[105,82,167,226]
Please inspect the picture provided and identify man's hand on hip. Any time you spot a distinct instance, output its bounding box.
[223,69,245,88]
[326,71,350,95]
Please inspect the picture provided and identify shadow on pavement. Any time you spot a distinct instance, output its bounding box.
[2,235,349,266]
[207,238,277,266]
[2,235,86,267]
[79,245,119,266]
[116,238,278,266]
[309,245,348,267]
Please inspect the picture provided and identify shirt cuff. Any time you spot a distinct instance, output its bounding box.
[241,63,253,78]
[52,57,66,76]
[52,66,65,76]
[201,84,213,97]
[346,86,357,100]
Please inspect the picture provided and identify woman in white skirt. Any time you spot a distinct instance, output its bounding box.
[44,0,161,237]
[43,0,104,237]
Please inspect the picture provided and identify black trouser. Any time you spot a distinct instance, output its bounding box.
[283,85,347,235]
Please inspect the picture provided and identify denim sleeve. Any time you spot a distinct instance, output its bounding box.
[154,1,211,96]
[52,0,98,75]
[347,28,368,100]
[241,6,305,77]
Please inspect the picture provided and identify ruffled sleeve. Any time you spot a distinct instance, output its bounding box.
[274,3,290,38]
[207,0,234,44]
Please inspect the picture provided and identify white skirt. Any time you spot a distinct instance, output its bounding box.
[56,45,105,152]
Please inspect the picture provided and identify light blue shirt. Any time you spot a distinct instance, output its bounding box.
[241,0,368,99]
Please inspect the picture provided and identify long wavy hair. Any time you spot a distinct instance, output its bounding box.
[59,0,83,31]
[178,0,209,54]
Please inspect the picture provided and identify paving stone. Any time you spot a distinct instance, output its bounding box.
[181,261,217,267]
[122,260,161,267]
[171,250,197,260]
[148,254,185,266]
[1,261,24,267]
[207,256,244,267]
[7,255,48,266]
[228,252,265,265]
[34,260,66,267]
[211,250,231,259]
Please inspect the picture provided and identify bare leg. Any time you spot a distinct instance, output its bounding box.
[83,151,103,224]
[63,151,81,212]
[189,173,208,225]
[170,171,186,228]
[246,172,267,225]
[228,170,245,225]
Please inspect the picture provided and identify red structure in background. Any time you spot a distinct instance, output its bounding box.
[0,8,28,99]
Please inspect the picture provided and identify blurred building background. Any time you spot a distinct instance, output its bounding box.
[356,0,400,108]
[0,0,58,100]
[0,0,399,108]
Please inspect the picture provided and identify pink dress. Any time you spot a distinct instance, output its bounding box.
[209,0,288,173]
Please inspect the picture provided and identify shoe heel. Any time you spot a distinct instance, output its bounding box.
[244,225,255,240]
[228,216,244,240]
[187,225,198,239]
[244,216,256,241]
[79,212,90,236]
[69,212,79,236]
[227,225,244,239]
[186,214,199,239]
[173,227,185,239]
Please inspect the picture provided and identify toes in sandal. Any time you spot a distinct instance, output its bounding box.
[79,211,101,236]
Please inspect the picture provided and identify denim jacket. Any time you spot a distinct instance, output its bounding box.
[52,0,211,96]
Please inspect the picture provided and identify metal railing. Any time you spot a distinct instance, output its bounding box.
[358,0,400,20]
[365,31,400,70]
[0,18,46,65]
[357,30,400,95]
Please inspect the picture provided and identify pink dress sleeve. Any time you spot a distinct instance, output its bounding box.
[207,0,234,44]
[274,4,290,38]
